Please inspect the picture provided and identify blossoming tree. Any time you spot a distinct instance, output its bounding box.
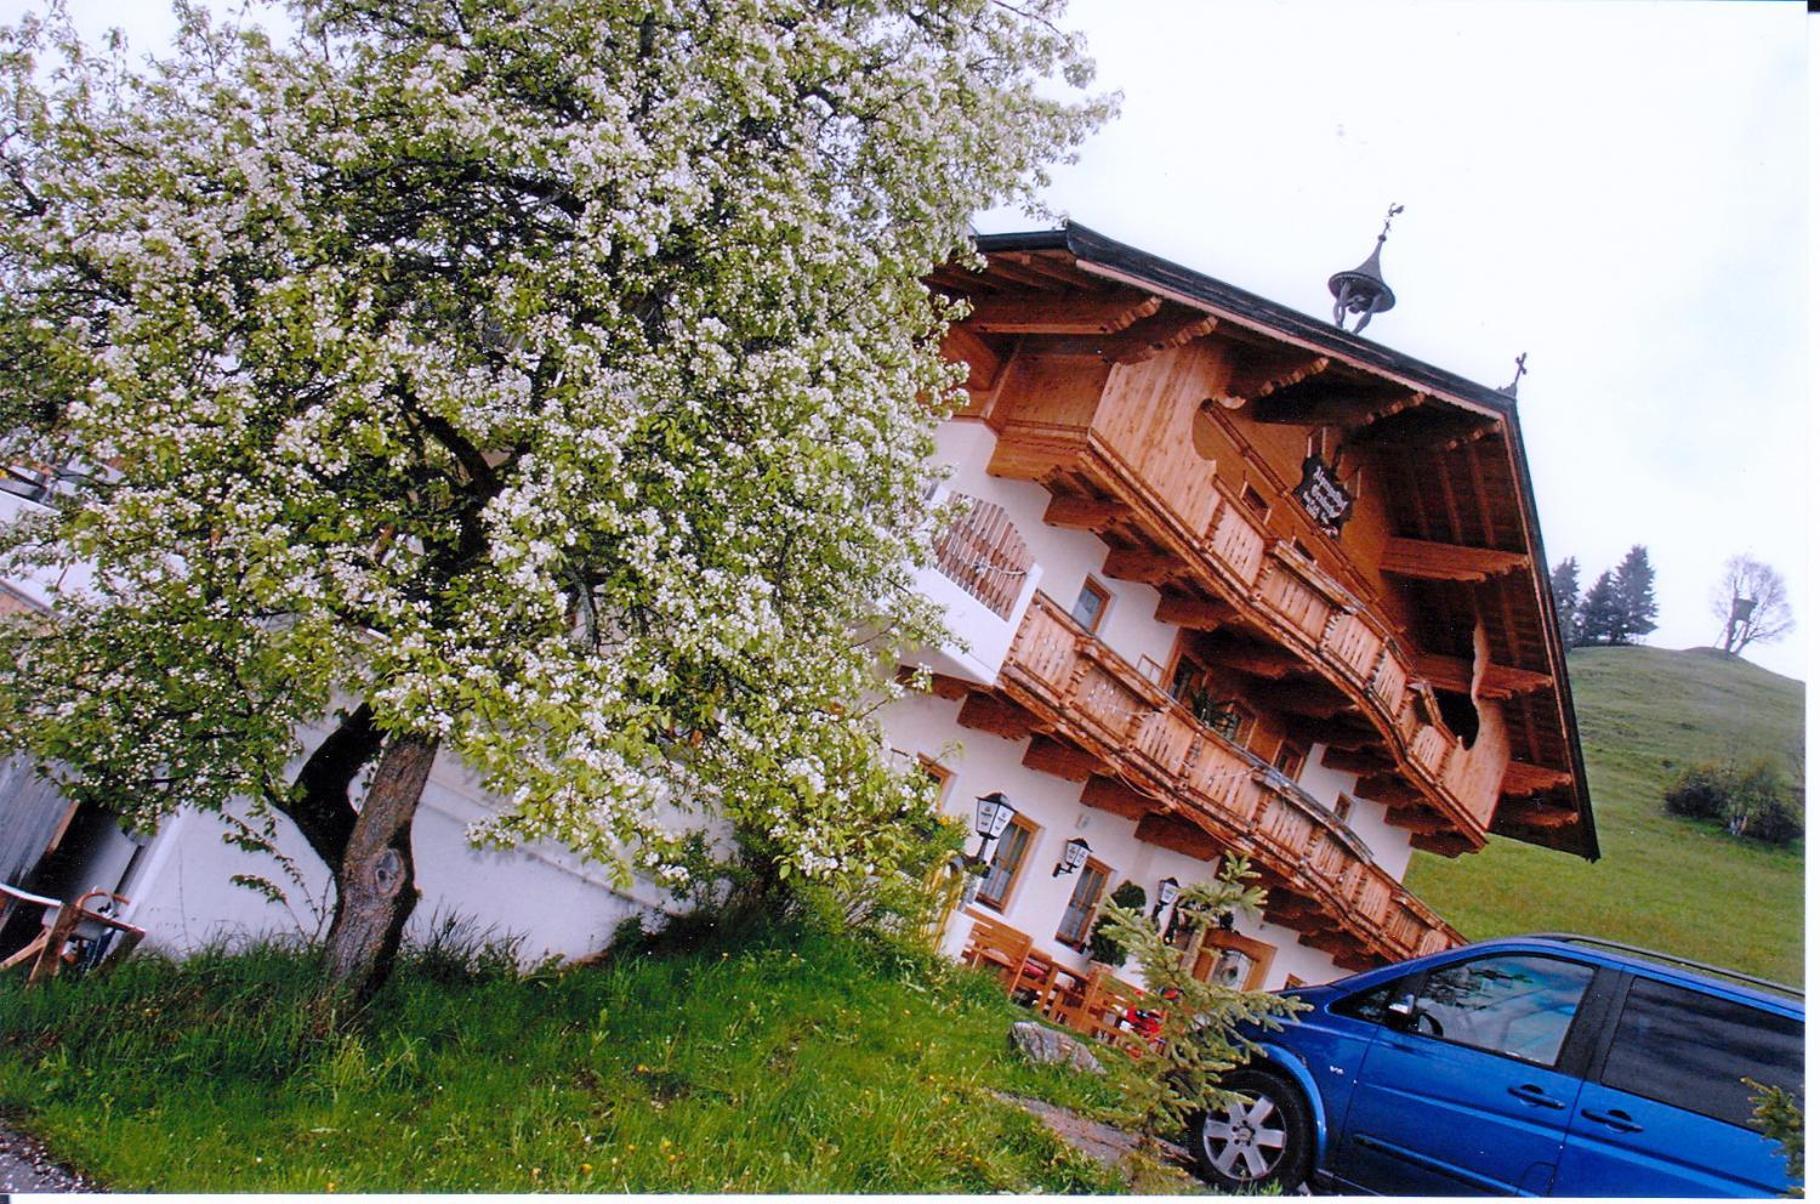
[0,0,1107,1000]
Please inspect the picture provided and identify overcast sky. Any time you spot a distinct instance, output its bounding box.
[8,0,1811,680]
[976,0,1810,682]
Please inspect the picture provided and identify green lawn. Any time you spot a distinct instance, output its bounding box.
[1406,646,1804,983]
[0,914,1144,1193]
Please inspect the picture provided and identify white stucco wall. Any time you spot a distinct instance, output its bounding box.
[113,750,682,963]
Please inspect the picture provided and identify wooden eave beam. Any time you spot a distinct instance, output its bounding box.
[1104,312,1221,364]
[1081,775,1164,820]
[1037,310,1220,364]
[1384,805,1456,835]
[1155,588,1234,631]
[920,671,974,701]
[1208,350,1332,409]
[1409,830,1474,857]
[1243,680,1354,719]
[1342,391,1427,438]
[1498,801,1581,830]
[940,323,1005,394]
[1319,744,1394,775]
[1022,736,1103,783]
[1043,494,1129,532]
[1380,536,1529,583]
[1134,813,1223,859]
[1411,653,1555,699]
[1354,773,1424,807]
[956,693,1041,741]
[964,290,1162,336]
[1502,759,1575,798]
[1192,635,1303,679]
[1101,545,1184,586]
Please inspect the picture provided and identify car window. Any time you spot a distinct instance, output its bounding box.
[1600,976,1804,1128]
[1409,954,1595,1066]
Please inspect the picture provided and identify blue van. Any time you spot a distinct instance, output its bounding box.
[1191,934,1803,1196]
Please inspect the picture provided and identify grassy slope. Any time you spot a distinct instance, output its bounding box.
[0,919,1140,1193]
[1405,646,1804,983]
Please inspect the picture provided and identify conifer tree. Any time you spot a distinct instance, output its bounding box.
[1548,557,1580,651]
[1612,544,1659,644]
[1578,571,1622,646]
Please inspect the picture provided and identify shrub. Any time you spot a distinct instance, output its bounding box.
[1663,760,1803,847]
[1088,881,1148,966]
[1664,763,1730,821]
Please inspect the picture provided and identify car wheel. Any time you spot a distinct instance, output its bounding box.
[1189,1067,1314,1192]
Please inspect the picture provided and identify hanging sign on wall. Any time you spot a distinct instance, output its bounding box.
[1294,454,1354,536]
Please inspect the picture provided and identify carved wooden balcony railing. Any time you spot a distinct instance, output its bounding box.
[997,591,1461,965]
[930,493,1034,619]
[992,414,1507,846]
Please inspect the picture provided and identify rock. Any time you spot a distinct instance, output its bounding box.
[1008,1020,1104,1075]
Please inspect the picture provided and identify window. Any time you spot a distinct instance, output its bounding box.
[976,816,1035,912]
[1333,794,1354,823]
[1055,859,1110,947]
[1203,699,1254,745]
[1192,931,1276,990]
[1071,577,1110,633]
[1137,655,1165,685]
[1599,977,1804,1128]
[1406,954,1595,1067]
[1273,742,1307,781]
[917,756,953,804]
[1241,483,1271,519]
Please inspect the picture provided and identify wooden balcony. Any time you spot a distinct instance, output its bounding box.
[991,420,1506,850]
[930,493,1034,620]
[989,592,1462,968]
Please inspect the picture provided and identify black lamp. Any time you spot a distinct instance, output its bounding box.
[1053,836,1091,877]
[972,791,1016,857]
[1152,876,1180,920]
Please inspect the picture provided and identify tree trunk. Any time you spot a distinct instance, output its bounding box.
[275,704,383,875]
[319,732,439,1005]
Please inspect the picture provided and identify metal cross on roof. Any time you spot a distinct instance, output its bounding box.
[1497,352,1529,398]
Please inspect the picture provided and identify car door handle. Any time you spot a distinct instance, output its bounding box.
[1581,1107,1644,1133]
[1507,1083,1566,1109]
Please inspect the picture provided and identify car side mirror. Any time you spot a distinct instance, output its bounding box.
[1385,993,1419,1030]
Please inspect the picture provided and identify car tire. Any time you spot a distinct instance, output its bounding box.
[1188,1066,1314,1192]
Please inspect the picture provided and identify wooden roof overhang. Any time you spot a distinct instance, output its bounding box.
[932,223,1596,861]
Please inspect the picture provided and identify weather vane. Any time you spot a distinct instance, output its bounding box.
[1328,204,1403,334]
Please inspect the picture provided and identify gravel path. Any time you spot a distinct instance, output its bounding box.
[0,1120,96,1194]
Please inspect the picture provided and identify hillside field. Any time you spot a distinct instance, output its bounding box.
[1405,645,1804,984]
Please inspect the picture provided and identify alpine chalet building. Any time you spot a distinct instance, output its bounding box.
[895,224,1593,992]
[1,224,1593,999]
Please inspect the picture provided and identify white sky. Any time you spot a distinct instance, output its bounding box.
[976,0,1810,682]
[7,0,1811,680]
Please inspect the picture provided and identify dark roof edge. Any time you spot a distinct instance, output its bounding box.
[976,222,1520,419]
[1502,409,1599,861]
[976,221,1597,860]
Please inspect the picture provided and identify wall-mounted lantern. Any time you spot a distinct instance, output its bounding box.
[972,792,1016,860]
[1052,836,1091,878]
[1152,876,1180,920]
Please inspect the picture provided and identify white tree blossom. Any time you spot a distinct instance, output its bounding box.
[0,0,1109,969]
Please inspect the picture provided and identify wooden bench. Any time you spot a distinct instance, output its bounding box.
[0,883,146,986]
[959,912,1035,996]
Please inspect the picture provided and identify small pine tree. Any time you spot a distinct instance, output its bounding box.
[1612,545,1659,644]
[1097,857,1306,1144]
[1578,571,1623,646]
[1549,557,1581,650]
